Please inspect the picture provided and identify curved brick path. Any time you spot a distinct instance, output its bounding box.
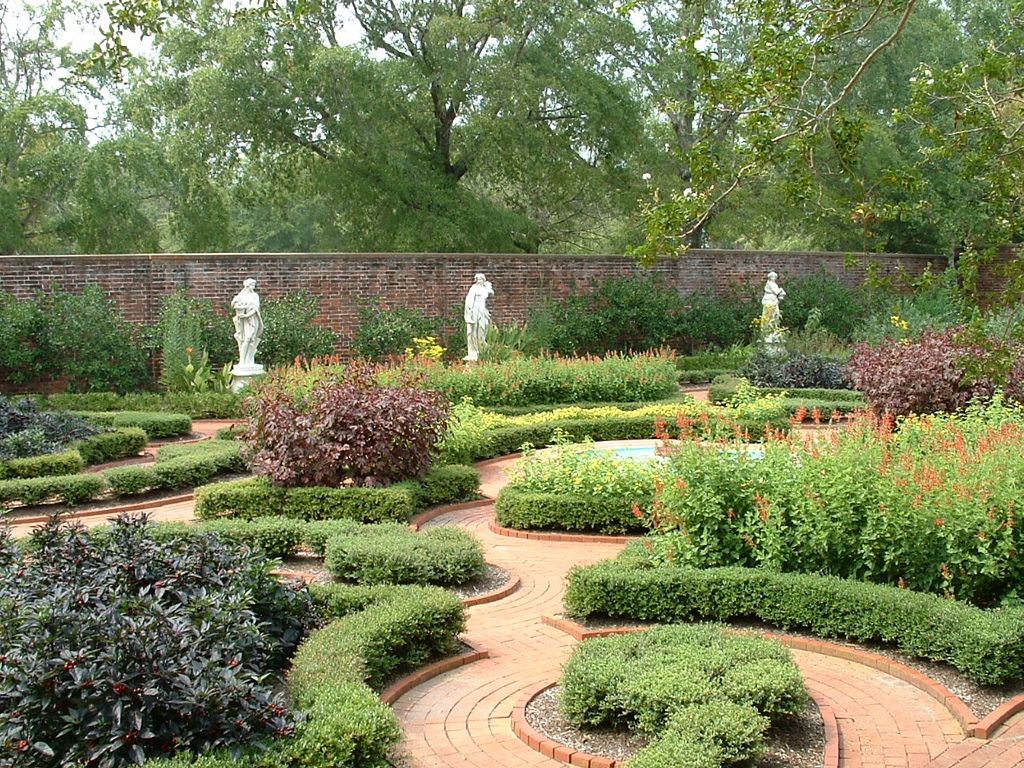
[9,419,1024,767]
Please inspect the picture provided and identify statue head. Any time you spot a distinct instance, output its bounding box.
[243,278,257,290]
[474,273,486,284]
[767,271,777,281]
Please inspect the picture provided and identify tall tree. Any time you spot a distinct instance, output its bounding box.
[132,0,646,252]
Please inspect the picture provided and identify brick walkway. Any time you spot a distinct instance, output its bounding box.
[10,418,1024,767]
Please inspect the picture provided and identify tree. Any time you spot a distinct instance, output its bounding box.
[622,0,923,260]
[125,0,646,252]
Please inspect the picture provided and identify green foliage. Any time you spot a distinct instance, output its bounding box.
[495,490,647,535]
[0,472,107,506]
[1,450,85,480]
[413,464,480,507]
[562,560,1024,686]
[75,411,193,439]
[525,273,686,355]
[257,292,338,366]
[637,401,1024,606]
[48,391,243,420]
[193,476,417,523]
[158,288,228,392]
[198,517,307,559]
[242,363,450,487]
[742,348,850,389]
[674,287,760,355]
[559,624,804,767]
[0,516,314,767]
[0,396,99,460]
[324,525,485,586]
[352,301,438,361]
[404,352,680,407]
[291,584,465,692]
[71,427,150,465]
[0,288,152,394]
[781,272,875,341]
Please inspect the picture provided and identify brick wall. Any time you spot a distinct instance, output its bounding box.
[0,251,944,348]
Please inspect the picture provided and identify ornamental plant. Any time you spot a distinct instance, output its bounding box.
[845,326,996,417]
[0,515,315,768]
[637,398,1024,605]
[242,362,450,487]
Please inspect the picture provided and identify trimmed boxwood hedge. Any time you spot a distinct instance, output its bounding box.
[494,488,648,535]
[563,558,1024,685]
[72,427,149,465]
[74,411,193,439]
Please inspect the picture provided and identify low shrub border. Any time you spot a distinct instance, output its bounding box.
[0,440,244,511]
[494,488,649,535]
[74,411,193,439]
[0,428,149,481]
[562,559,1024,686]
[194,465,480,522]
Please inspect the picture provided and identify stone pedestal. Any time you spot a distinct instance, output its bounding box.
[230,364,265,393]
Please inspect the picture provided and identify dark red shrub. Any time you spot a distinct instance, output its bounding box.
[242,363,450,487]
[846,327,995,418]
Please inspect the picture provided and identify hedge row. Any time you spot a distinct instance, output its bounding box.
[49,391,242,419]
[75,411,193,439]
[494,488,649,535]
[707,379,864,407]
[150,583,465,768]
[193,465,480,522]
[562,558,1024,685]
[0,439,241,510]
[0,427,148,481]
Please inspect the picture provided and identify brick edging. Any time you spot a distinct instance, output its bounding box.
[487,520,636,544]
[6,492,196,526]
[511,680,841,768]
[379,640,489,705]
[410,499,493,529]
[462,571,521,607]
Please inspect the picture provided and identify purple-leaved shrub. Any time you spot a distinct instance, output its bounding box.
[846,327,996,418]
[242,363,450,487]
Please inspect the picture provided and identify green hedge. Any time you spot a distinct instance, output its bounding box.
[324,526,485,586]
[494,488,648,535]
[72,427,149,465]
[563,559,1024,685]
[195,464,479,522]
[0,449,85,480]
[49,391,242,419]
[75,411,193,439]
[0,472,107,506]
[707,379,864,407]
[199,517,307,559]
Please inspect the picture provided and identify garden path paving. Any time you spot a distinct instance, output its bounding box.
[11,416,1024,766]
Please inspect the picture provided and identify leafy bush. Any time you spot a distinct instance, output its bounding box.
[0,515,315,768]
[404,352,680,406]
[242,363,449,487]
[0,396,100,460]
[258,292,338,366]
[743,349,850,390]
[846,327,996,417]
[413,463,480,507]
[47,391,243,419]
[780,271,874,340]
[674,286,759,355]
[75,411,193,439]
[72,427,149,465]
[635,401,1024,605]
[198,517,307,559]
[559,624,805,767]
[525,273,686,355]
[157,288,234,393]
[0,286,153,394]
[352,300,438,361]
[193,476,418,523]
[323,525,485,586]
[2,450,85,480]
[0,472,107,506]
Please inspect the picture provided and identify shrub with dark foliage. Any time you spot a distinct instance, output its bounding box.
[0,515,316,768]
[846,327,996,417]
[0,396,100,460]
[242,363,450,488]
[743,349,849,390]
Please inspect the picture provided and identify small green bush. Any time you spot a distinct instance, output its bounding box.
[324,525,485,586]
[0,472,107,506]
[75,411,193,439]
[72,427,149,465]
[1,449,85,479]
[194,476,287,519]
[414,464,480,507]
[199,517,307,559]
[495,489,647,534]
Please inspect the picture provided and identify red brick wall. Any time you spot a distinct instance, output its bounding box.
[0,251,944,348]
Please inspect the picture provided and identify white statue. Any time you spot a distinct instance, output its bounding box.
[760,271,786,342]
[463,273,494,362]
[231,278,264,372]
